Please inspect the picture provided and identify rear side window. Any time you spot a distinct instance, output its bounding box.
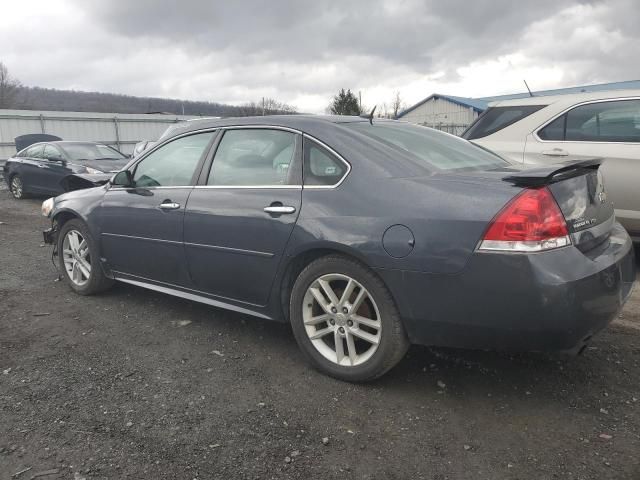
[538,100,640,143]
[303,141,348,186]
[23,144,44,158]
[566,100,640,142]
[207,129,299,186]
[463,105,545,140]
[538,115,566,140]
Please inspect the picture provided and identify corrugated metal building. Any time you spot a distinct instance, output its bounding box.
[0,109,198,160]
[396,94,486,135]
[397,80,640,135]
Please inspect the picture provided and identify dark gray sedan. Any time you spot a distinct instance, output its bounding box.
[3,141,129,199]
[40,116,636,381]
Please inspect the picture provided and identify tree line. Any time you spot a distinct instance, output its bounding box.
[0,62,297,116]
[1,61,406,118]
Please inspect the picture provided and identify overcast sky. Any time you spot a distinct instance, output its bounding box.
[1,0,639,113]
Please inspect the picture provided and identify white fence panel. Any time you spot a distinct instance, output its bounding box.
[0,109,198,159]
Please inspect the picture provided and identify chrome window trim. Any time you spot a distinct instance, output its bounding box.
[109,185,196,191]
[533,96,640,144]
[220,124,301,134]
[193,185,302,190]
[302,134,352,189]
[110,124,352,190]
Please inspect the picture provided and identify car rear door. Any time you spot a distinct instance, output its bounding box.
[524,99,640,235]
[183,127,302,306]
[99,130,217,285]
[16,144,45,191]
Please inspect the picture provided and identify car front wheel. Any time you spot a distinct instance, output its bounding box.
[57,219,114,295]
[290,255,409,381]
[10,175,27,199]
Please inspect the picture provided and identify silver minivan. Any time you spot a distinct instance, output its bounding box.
[464,90,640,241]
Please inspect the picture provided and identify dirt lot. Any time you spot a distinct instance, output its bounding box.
[1,185,639,480]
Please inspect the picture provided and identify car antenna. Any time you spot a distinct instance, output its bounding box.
[359,105,377,125]
[523,79,534,97]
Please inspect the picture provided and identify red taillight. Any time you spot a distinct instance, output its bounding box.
[479,187,570,252]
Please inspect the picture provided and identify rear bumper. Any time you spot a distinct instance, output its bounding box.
[376,222,636,352]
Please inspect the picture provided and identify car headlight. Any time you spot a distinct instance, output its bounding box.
[84,167,103,174]
[41,197,55,217]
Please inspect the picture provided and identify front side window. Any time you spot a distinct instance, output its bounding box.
[463,105,545,140]
[133,131,215,187]
[207,129,298,186]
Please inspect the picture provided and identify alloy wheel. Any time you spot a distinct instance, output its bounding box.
[62,229,92,287]
[302,273,382,367]
[10,176,23,198]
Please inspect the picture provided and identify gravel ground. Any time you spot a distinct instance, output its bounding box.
[1,184,639,480]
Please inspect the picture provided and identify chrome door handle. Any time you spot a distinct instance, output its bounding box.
[542,148,569,157]
[36,163,47,168]
[264,205,296,214]
[159,201,181,210]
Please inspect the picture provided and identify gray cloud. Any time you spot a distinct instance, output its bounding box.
[1,0,639,112]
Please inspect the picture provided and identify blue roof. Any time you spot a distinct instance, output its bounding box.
[397,80,640,118]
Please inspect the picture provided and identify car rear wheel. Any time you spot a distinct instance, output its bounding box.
[290,255,409,381]
[10,175,27,199]
[57,219,114,295]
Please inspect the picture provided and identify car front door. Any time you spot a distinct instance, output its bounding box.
[99,130,217,285]
[524,99,640,234]
[183,127,302,306]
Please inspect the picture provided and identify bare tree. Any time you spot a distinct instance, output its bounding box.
[391,91,405,118]
[0,62,22,109]
[237,97,297,116]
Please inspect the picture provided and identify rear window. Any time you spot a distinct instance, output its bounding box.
[346,122,508,172]
[463,105,545,140]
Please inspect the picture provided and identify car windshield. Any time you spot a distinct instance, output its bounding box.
[345,122,508,172]
[59,143,126,161]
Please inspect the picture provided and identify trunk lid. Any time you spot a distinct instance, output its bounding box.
[503,158,614,250]
[439,158,615,251]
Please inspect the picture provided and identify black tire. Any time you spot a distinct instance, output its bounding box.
[57,218,114,295]
[289,254,409,382]
[9,174,28,199]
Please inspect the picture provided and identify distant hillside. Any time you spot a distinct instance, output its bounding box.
[9,86,296,116]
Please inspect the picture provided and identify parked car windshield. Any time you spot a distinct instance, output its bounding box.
[59,143,126,161]
[346,122,508,172]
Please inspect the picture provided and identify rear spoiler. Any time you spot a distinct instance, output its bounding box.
[502,158,602,187]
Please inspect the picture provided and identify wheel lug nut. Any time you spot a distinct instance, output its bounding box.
[347,320,353,327]
[342,307,348,313]
[331,307,337,313]
[338,327,345,334]
[329,319,335,325]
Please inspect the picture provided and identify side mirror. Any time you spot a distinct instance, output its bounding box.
[111,170,134,187]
